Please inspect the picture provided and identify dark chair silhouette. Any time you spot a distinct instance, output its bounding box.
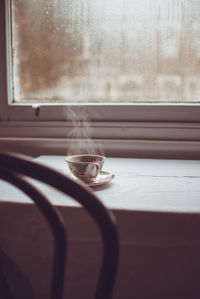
[0,151,119,299]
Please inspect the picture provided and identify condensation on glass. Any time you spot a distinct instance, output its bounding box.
[11,0,200,103]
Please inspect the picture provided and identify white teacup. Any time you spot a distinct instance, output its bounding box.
[65,154,105,182]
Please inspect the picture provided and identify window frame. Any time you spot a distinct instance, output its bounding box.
[1,0,200,158]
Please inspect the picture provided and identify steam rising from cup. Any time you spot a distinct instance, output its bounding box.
[64,106,104,156]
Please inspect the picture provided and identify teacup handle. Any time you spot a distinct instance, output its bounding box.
[86,163,100,179]
[95,163,100,175]
[93,163,100,177]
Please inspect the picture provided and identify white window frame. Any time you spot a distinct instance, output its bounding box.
[1,0,200,158]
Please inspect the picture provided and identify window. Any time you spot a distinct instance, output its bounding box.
[1,0,200,158]
[10,0,200,105]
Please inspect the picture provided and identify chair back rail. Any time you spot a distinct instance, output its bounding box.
[0,168,66,299]
[0,151,119,299]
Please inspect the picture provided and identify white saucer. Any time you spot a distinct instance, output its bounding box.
[69,171,114,187]
[87,171,114,187]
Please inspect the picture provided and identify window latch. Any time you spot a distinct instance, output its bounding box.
[32,105,40,117]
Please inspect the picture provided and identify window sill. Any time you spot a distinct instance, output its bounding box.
[0,120,200,158]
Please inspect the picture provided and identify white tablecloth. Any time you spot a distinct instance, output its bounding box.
[1,156,200,299]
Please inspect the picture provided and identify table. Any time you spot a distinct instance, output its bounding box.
[1,156,200,299]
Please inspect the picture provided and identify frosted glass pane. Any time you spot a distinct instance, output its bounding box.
[11,0,200,103]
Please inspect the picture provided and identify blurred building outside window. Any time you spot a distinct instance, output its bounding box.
[11,0,200,104]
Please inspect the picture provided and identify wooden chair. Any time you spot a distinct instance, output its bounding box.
[0,151,119,299]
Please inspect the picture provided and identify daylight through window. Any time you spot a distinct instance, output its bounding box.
[11,0,200,103]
